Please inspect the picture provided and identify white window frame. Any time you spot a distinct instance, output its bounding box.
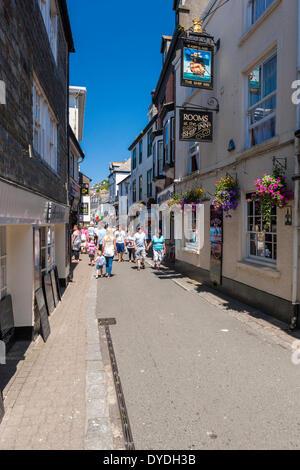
[38,0,58,62]
[247,0,275,28]
[245,195,277,264]
[33,77,58,173]
[0,227,7,300]
[246,52,277,148]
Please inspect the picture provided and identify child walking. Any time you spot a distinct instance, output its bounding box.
[88,237,96,266]
[95,250,106,278]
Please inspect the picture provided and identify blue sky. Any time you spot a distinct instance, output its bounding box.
[67,0,175,183]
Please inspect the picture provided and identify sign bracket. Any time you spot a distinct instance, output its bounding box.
[177,96,219,113]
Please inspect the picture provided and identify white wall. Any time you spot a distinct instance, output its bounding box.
[55,224,69,281]
[7,225,34,327]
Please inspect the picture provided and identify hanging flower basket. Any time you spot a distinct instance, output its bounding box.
[168,188,205,212]
[247,166,294,231]
[168,193,184,212]
[212,175,240,218]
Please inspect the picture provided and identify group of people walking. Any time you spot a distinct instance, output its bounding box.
[72,223,166,279]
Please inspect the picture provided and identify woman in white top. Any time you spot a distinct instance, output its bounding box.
[102,228,117,279]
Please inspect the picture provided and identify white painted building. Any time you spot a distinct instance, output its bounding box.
[108,160,131,208]
[128,112,157,209]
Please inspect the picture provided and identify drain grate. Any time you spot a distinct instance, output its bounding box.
[98,318,135,450]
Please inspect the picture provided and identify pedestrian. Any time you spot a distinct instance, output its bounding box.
[97,224,107,252]
[88,223,95,241]
[102,228,117,279]
[80,226,88,254]
[147,229,166,270]
[115,225,126,263]
[127,230,136,263]
[134,226,147,271]
[72,225,82,262]
[95,250,106,279]
[88,237,96,266]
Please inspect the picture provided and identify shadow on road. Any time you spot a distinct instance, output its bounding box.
[151,263,300,341]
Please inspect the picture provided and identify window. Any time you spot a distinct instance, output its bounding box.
[33,79,58,172]
[38,0,58,61]
[247,53,277,147]
[41,226,55,274]
[185,211,198,251]
[139,140,143,164]
[132,148,137,170]
[188,143,199,174]
[248,0,274,27]
[0,227,7,300]
[158,141,164,176]
[147,129,153,157]
[132,180,137,203]
[147,169,153,198]
[246,194,277,262]
[139,175,143,201]
[170,117,175,163]
[164,121,169,165]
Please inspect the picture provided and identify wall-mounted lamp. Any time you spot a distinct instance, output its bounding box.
[228,139,236,152]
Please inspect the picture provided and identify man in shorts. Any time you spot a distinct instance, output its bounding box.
[115,225,126,263]
[134,226,147,271]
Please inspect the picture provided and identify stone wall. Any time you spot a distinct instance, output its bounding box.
[0,0,69,205]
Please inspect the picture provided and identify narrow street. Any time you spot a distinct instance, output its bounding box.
[96,259,300,450]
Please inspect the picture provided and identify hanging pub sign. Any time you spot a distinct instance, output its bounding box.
[182,40,214,89]
[179,109,213,142]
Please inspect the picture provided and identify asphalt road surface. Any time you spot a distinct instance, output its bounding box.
[96,259,300,450]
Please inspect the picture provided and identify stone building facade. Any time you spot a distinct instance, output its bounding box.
[0,0,74,344]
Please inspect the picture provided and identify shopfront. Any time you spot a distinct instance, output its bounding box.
[0,179,69,343]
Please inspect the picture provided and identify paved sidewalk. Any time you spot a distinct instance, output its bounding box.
[0,258,113,450]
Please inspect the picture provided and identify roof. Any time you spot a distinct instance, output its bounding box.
[153,27,181,104]
[109,159,131,175]
[160,35,173,53]
[58,0,75,53]
[118,174,131,185]
[128,115,157,151]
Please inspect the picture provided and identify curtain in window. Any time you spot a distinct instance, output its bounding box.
[263,55,277,97]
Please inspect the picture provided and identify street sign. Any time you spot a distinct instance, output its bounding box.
[35,288,51,343]
[179,109,213,142]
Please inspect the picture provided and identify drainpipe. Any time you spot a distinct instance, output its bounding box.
[291,0,300,329]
